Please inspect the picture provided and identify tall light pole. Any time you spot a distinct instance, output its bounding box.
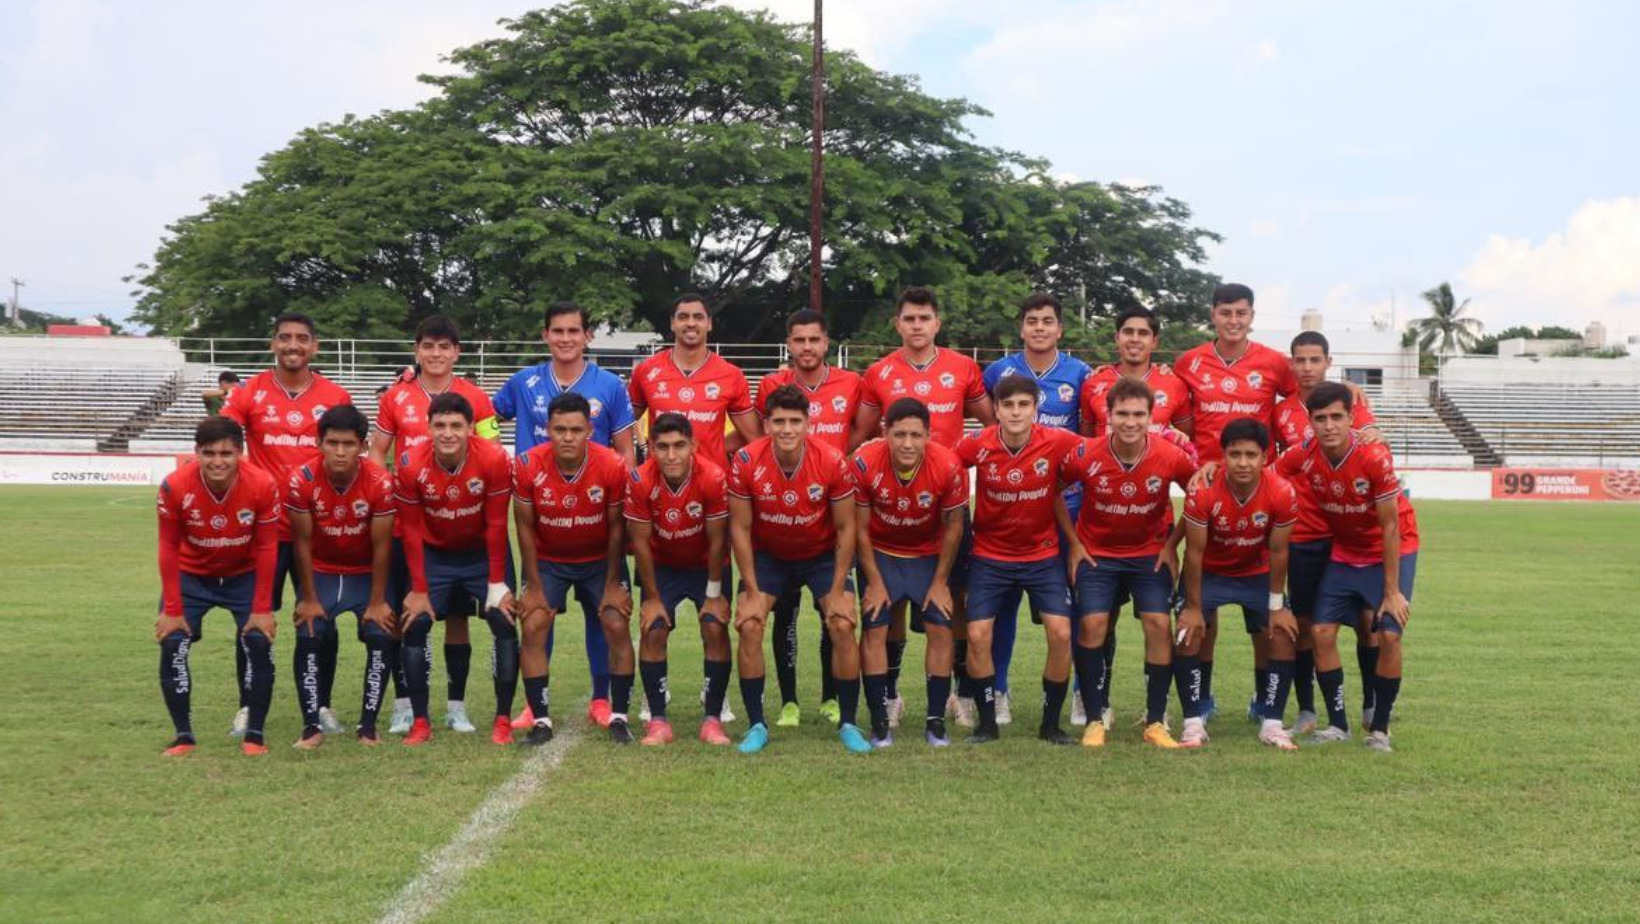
[8,277,23,326]
[808,0,824,313]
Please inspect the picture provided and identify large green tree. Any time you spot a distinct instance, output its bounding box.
[131,0,1219,347]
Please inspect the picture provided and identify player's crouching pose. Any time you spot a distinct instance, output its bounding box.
[512,393,633,746]
[154,417,281,756]
[286,406,399,749]
[728,384,865,755]
[1177,419,1301,750]
[852,398,969,747]
[625,413,733,746]
[394,393,518,747]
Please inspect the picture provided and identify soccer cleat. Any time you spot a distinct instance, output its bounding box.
[519,720,555,747]
[1038,725,1075,746]
[510,705,535,731]
[1199,695,1218,722]
[490,716,514,746]
[1179,718,1209,749]
[1362,707,1376,731]
[1070,695,1088,726]
[161,737,196,757]
[776,702,802,727]
[839,723,872,754]
[1258,722,1299,751]
[925,718,951,748]
[870,729,895,749]
[1308,726,1352,745]
[699,717,732,747]
[357,729,383,747]
[1289,710,1319,737]
[587,698,613,728]
[819,698,839,725]
[445,702,476,733]
[737,722,770,754]
[1142,722,1181,749]
[1246,696,1263,723]
[995,692,1013,726]
[608,717,635,744]
[404,718,433,747]
[1102,707,1115,732]
[240,741,269,756]
[230,706,250,737]
[638,688,672,724]
[965,723,1001,745]
[1363,730,1394,753]
[951,696,977,729]
[886,695,905,729]
[320,707,348,736]
[292,729,324,750]
[640,719,675,747]
[702,689,736,724]
[389,700,413,734]
[1080,723,1107,749]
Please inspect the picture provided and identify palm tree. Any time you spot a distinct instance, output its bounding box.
[1408,282,1484,355]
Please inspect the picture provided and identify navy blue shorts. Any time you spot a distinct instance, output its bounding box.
[645,565,718,629]
[540,558,631,615]
[302,571,393,644]
[271,540,299,612]
[748,551,854,606]
[1200,571,1272,634]
[1075,555,1173,617]
[164,571,256,640]
[1287,539,1332,618]
[862,551,950,630]
[421,545,515,620]
[1315,553,1418,635]
[967,555,1071,623]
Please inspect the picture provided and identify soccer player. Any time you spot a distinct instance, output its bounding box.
[1275,382,1417,752]
[153,417,280,756]
[1062,378,1199,749]
[201,370,239,417]
[727,384,864,754]
[955,375,1080,745]
[755,308,865,728]
[1176,418,1301,750]
[493,302,637,728]
[285,405,398,748]
[221,312,352,737]
[370,315,499,736]
[854,286,994,727]
[512,393,633,745]
[624,413,733,746]
[629,292,761,465]
[982,292,1092,726]
[853,398,969,747]
[394,393,518,746]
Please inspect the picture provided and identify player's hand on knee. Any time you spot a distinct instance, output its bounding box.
[860,580,890,624]
[1066,544,1094,584]
[243,611,277,641]
[363,601,396,634]
[701,595,728,626]
[1175,606,1205,650]
[518,585,549,620]
[821,591,856,627]
[923,580,954,622]
[402,591,432,625]
[602,581,633,618]
[154,613,189,643]
[293,598,326,634]
[1268,607,1298,644]
[639,597,668,635]
[1379,591,1410,629]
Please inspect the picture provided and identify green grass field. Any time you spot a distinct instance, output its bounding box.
[3,487,1638,923]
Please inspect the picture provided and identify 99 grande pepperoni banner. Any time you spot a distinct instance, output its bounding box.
[1491,468,1640,501]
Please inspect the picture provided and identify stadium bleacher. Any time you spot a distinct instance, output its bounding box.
[1362,382,1473,468]
[0,338,185,452]
[1439,382,1640,467]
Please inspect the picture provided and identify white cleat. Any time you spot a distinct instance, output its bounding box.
[445,701,477,733]
[1179,717,1209,748]
[318,707,347,736]
[951,695,977,729]
[994,692,1012,726]
[387,700,413,734]
[1101,707,1115,731]
[700,688,734,724]
[229,706,250,737]
[1259,720,1299,751]
[1070,695,1088,726]
[1309,725,1352,745]
[639,688,672,724]
[1288,710,1319,737]
[886,695,905,729]
[1364,730,1394,753]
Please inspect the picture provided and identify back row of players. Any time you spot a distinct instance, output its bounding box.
[155,283,1416,757]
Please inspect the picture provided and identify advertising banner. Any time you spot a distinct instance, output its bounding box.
[1491,468,1640,501]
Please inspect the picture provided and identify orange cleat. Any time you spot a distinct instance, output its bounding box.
[640,719,675,747]
[404,717,433,747]
[491,715,514,745]
[241,741,269,756]
[510,706,535,731]
[699,717,731,746]
[161,739,196,757]
[587,698,613,728]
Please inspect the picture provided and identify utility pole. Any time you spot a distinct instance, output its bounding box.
[808,0,824,314]
[8,277,23,326]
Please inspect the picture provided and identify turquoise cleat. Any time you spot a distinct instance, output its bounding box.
[838,723,872,754]
[737,722,770,755]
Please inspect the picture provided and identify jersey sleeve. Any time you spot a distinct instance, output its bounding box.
[468,389,500,440]
[962,358,988,402]
[1171,445,1201,487]
[940,458,970,511]
[392,455,420,506]
[1079,379,1103,435]
[1275,358,1299,398]
[374,389,399,437]
[702,463,730,519]
[858,365,884,410]
[727,369,754,416]
[754,373,777,418]
[953,434,982,468]
[370,471,398,517]
[602,457,628,509]
[1182,485,1209,527]
[491,373,518,421]
[604,376,636,435]
[726,449,753,499]
[1365,447,1401,503]
[626,364,648,414]
[511,453,533,502]
[284,468,312,513]
[1165,378,1194,424]
[982,360,1004,396]
[1272,476,1300,527]
[1352,402,1378,430]
[826,452,855,502]
[1274,445,1304,478]
[221,382,253,427]
[250,479,280,612]
[623,470,651,522]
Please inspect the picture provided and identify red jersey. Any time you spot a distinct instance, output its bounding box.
[756,366,864,453]
[624,454,730,569]
[1080,365,1193,437]
[394,437,512,590]
[1274,395,1379,542]
[1064,434,1198,558]
[861,348,987,447]
[285,456,397,575]
[221,370,353,539]
[955,425,1079,563]
[727,436,854,562]
[156,462,281,615]
[512,442,628,564]
[374,377,497,454]
[851,439,970,558]
[1174,341,1297,463]
[1182,472,1300,577]
[1276,437,1420,565]
[628,349,754,464]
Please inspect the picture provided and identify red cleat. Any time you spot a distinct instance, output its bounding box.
[241,741,269,756]
[587,698,613,728]
[640,719,675,747]
[699,717,731,746]
[161,740,196,757]
[404,717,433,746]
[491,715,514,745]
[510,706,534,731]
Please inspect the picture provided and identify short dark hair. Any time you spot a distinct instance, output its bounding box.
[1290,330,1330,356]
[1220,417,1270,452]
[1106,376,1154,412]
[650,412,693,442]
[992,374,1039,405]
[545,301,590,330]
[763,383,809,416]
[217,370,240,385]
[414,315,462,346]
[1306,381,1353,414]
[1114,306,1160,337]
[1019,292,1061,322]
[896,286,939,315]
[671,292,710,316]
[786,308,828,333]
[547,392,592,421]
[273,312,316,337]
[1212,283,1255,307]
[317,404,369,440]
[428,392,474,423]
[884,397,930,430]
[194,416,244,449]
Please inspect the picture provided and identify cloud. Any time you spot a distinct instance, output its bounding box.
[1458,196,1640,335]
[1247,218,1280,238]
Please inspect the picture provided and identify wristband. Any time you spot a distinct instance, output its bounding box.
[705,580,723,599]
[487,582,512,610]
[1269,592,1285,611]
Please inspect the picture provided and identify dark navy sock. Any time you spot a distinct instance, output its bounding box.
[294,635,323,731]
[1101,627,1117,698]
[1263,659,1295,721]
[1370,674,1401,733]
[1294,648,1316,713]
[863,673,889,728]
[819,627,836,701]
[837,674,861,728]
[241,632,275,738]
[1358,646,1379,711]
[703,659,731,720]
[973,674,997,728]
[772,599,799,705]
[318,629,339,709]
[1073,643,1104,720]
[886,639,907,701]
[359,641,391,732]
[235,638,249,709]
[1317,667,1348,730]
[639,659,669,720]
[1041,677,1069,730]
[485,610,520,718]
[1144,662,1171,724]
[1199,658,1214,702]
[1172,654,1202,720]
[926,674,951,721]
[389,638,407,700]
[445,642,472,703]
[953,639,970,697]
[740,675,767,727]
[523,673,551,723]
[610,672,635,718]
[402,619,432,720]
[159,634,193,737]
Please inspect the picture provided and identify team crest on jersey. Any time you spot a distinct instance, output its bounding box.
[685,501,703,518]
[704,383,720,401]
[916,491,933,508]
[679,387,695,402]
[1006,469,1024,485]
[665,508,681,524]
[237,508,254,526]
[466,477,483,495]
[914,381,932,396]
[782,490,799,506]
[210,515,228,530]
[588,398,603,418]
[1247,372,1264,390]
[831,395,848,414]
[1221,378,1238,395]
[588,486,605,504]
[807,484,824,503]
[1120,482,1137,497]
[1033,458,1050,477]
[1154,391,1169,407]
[1252,512,1269,528]
[446,485,461,500]
[1352,477,1370,496]
[1057,384,1075,403]
[1146,475,1163,494]
[938,373,955,388]
[352,499,370,518]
